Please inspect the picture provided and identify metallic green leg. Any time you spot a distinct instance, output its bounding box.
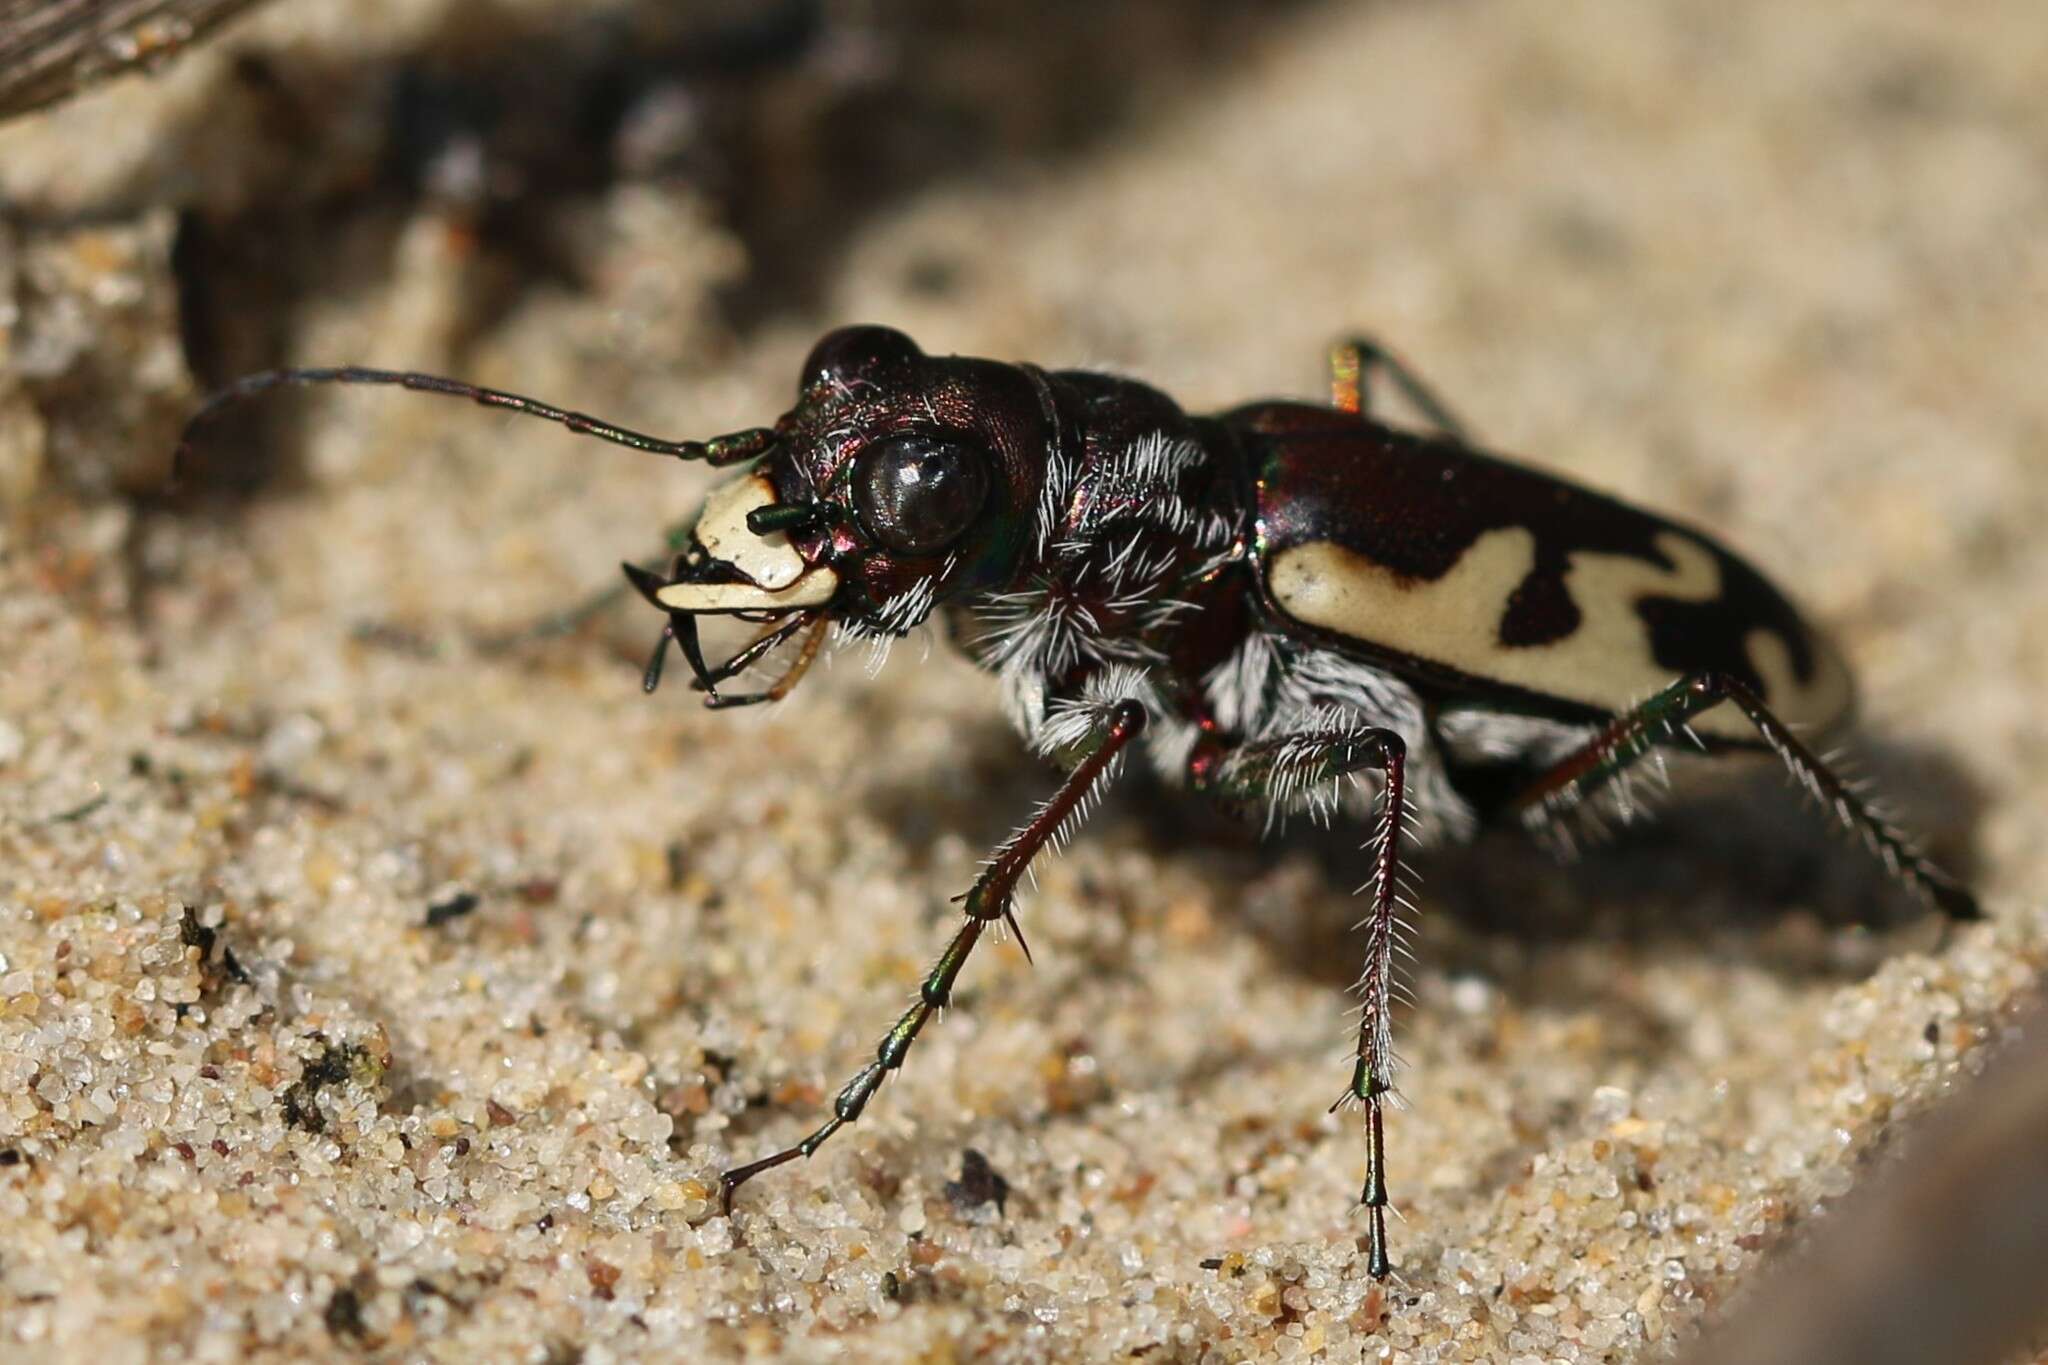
[719,701,1149,1211]
[1198,724,1412,1280]
[1511,671,1978,919]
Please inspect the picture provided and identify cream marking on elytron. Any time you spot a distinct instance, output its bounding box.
[1267,527,1853,740]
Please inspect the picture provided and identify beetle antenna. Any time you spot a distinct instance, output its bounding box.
[171,365,776,491]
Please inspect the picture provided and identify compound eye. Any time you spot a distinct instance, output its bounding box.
[851,432,990,556]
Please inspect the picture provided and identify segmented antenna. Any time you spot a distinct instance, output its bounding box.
[171,365,776,490]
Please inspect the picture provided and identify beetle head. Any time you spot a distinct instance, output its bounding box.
[172,323,1058,709]
[645,326,1058,699]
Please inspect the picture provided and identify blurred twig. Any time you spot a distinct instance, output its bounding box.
[0,0,272,121]
[1678,975,2048,1365]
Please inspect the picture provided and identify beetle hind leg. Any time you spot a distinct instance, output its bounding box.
[1509,672,1978,920]
[1328,336,1471,441]
[717,700,1149,1212]
[1199,724,1414,1280]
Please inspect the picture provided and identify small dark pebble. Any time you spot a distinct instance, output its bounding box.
[1199,1257,1224,1271]
[279,1049,340,1134]
[486,1099,517,1127]
[943,1148,1010,1216]
[280,1093,320,1132]
[178,906,215,956]
[426,891,481,927]
[324,1287,367,1340]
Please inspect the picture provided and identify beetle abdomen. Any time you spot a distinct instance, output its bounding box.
[1230,403,1854,740]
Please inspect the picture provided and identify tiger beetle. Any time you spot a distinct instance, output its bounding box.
[178,325,1978,1279]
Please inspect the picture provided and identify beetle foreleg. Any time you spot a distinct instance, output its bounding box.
[1201,725,1412,1280]
[1509,672,1979,920]
[718,700,1149,1213]
[697,613,830,709]
[1329,336,1471,441]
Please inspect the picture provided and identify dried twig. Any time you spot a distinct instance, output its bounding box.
[0,0,274,122]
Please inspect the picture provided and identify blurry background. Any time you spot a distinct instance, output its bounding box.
[1,1,2044,1360]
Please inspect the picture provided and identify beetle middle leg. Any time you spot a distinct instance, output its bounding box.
[718,699,1150,1211]
[1328,336,1471,440]
[1509,672,1979,919]
[1196,724,1413,1280]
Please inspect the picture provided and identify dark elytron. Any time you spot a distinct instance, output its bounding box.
[1245,406,1822,687]
[178,325,1975,1281]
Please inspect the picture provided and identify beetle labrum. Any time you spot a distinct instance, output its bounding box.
[178,325,1977,1278]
